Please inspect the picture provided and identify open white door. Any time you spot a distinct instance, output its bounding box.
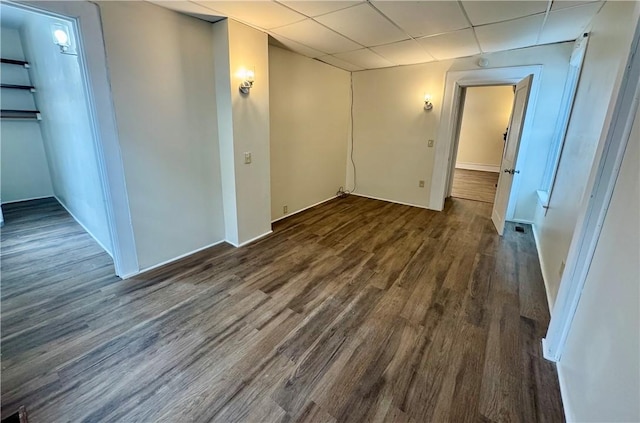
[491,75,533,235]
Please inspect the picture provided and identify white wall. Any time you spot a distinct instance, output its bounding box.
[20,13,112,253]
[558,100,640,423]
[532,1,640,306]
[98,1,225,269]
[269,46,350,221]
[228,19,272,244]
[351,43,572,216]
[456,85,513,172]
[0,25,53,203]
[213,18,272,246]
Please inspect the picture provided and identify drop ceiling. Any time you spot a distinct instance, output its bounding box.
[151,0,604,71]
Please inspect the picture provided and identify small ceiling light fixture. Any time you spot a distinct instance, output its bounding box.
[424,94,433,111]
[477,58,489,68]
[51,24,70,53]
[239,68,255,94]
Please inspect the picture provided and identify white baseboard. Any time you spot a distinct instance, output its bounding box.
[531,223,555,315]
[1,194,55,205]
[227,230,273,248]
[271,195,337,223]
[455,162,501,173]
[508,218,534,225]
[54,196,114,259]
[136,239,226,276]
[352,192,430,210]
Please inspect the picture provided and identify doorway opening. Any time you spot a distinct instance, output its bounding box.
[449,85,515,205]
[431,65,540,235]
[0,2,138,277]
[1,3,112,260]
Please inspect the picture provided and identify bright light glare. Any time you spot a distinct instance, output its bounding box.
[53,29,69,46]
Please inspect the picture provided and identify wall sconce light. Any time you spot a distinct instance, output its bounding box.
[424,94,433,111]
[239,68,255,94]
[51,24,70,53]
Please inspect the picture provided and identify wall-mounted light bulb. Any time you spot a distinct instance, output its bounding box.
[424,94,433,111]
[53,29,68,46]
[245,69,255,83]
[51,24,71,53]
[239,67,255,95]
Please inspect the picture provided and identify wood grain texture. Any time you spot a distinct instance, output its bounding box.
[0,196,564,422]
[452,168,500,203]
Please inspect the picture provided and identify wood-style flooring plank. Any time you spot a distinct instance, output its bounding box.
[451,169,500,203]
[1,196,564,422]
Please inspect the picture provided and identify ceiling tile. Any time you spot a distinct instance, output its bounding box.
[371,1,470,38]
[371,39,435,65]
[317,55,364,71]
[271,19,362,53]
[550,0,599,11]
[268,33,326,58]
[416,28,480,60]
[146,1,225,22]
[333,48,395,69]
[315,3,407,47]
[539,2,601,44]
[474,14,545,52]
[194,1,305,29]
[461,1,548,25]
[278,1,362,17]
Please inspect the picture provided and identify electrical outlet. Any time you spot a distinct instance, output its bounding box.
[419,180,425,188]
[244,152,252,164]
[283,205,288,214]
[428,139,434,147]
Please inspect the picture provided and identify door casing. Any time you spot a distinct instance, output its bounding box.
[430,66,543,219]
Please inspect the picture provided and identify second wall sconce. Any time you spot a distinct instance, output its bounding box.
[51,23,71,53]
[424,94,433,111]
[239,68,255,94]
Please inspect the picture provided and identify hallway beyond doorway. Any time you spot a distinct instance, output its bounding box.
[451,169,499,203]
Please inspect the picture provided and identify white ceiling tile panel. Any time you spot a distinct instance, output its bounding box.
[474,14,545,52]
[194,1,306,29]
[315,3,408,46]
[269,33,326,57]
[538,2,602,44]
[333,48,396,69]
[317,55,365,71]
[271,19,362,53]
[461,1,548,25]
[550,0,599,11]
[416,28,480,60]
[153,0,597,71]
[371,39,435,65]
[278,1,362,17]
[147,1,225,22]
[371,1,470,38]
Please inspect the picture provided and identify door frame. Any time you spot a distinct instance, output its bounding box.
[10,0,139,278]
[543,20,640,362]
[444,83,514,200]
[430,65,543,214]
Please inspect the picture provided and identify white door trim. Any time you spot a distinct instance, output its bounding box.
[430,65,543,213]
[13,0,139,278]
[543,22,640,362]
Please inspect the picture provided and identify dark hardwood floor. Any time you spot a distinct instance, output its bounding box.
[0,196,564,422]
[452,169,500,204]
